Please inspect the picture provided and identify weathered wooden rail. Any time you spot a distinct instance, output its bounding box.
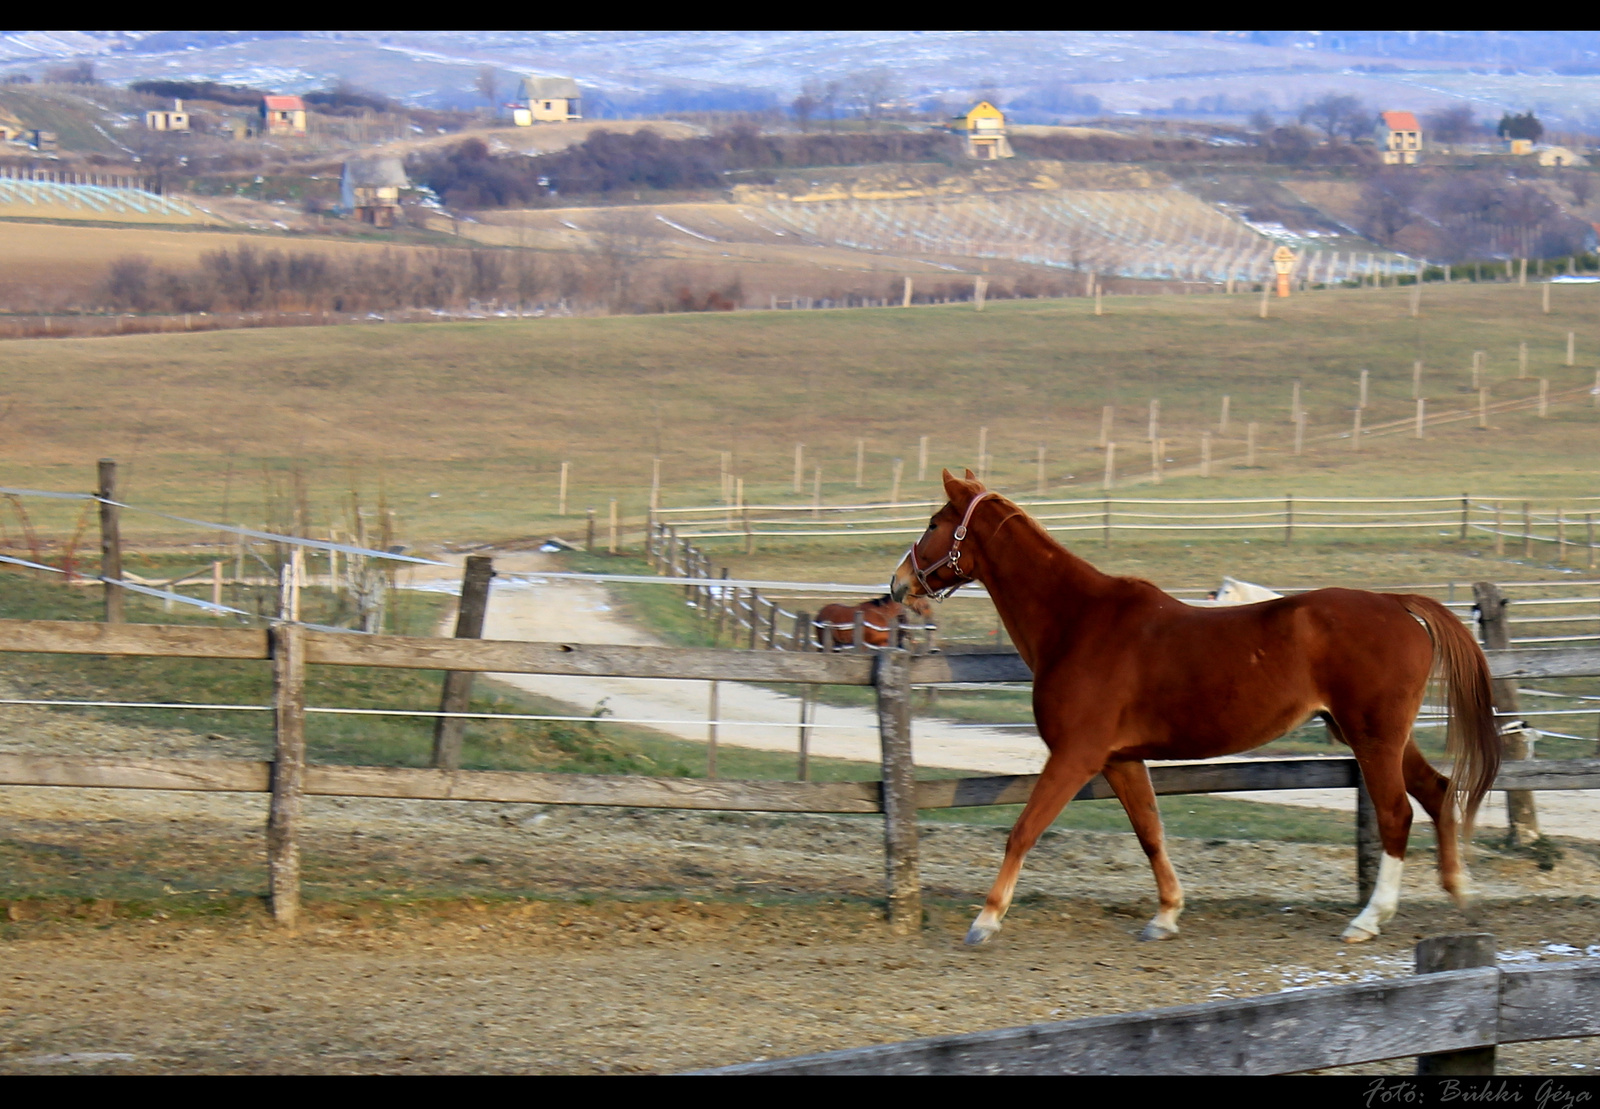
[700,943,1600,1076]
[1,617,1598,930]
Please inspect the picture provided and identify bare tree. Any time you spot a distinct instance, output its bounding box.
[1299,93,1365,142]
[474,66,499,110]
[1426,104,1477,146]
[792,81,819,133]
[1246,107,1275,133]
[818,80,841,132]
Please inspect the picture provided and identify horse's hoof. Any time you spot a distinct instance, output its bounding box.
[1139,921,1179,942]
[965,921,1000,946]
[1340,923,1379,943]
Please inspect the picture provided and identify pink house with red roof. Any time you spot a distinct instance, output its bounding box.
[1376,110,1421,165]
[260,94,307,137]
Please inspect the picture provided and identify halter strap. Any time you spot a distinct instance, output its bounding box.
[906,492,993,600]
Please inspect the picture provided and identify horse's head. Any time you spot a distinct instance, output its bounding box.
[890,468,992,603]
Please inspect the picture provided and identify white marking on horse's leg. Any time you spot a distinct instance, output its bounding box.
[965,910,1002,946]
[1140,899,1183,941]
[1341,854,1404,943]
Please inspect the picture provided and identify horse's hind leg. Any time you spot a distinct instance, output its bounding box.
[967,752,1101,946]
[1342,742,1415,943]
[1102,759,1184,940]
[1402,738,1471,906]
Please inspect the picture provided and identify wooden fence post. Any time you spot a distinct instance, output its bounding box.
[1413,359,1423,399]
[431,555,496,771]
[1415,933,1498,1075]
[1416,398,1426,439]
[585,508,596,552]
[97,459,124,624]
[1473,581,1539,847]
[875,648,921,933]
[1460,494,1469,541]
[707,680,719,778]
[1522,502,1533,558]
[1284,494,1294,545]
[269,621,306,928]
[1102,443,1115,493]
[797,684,813,780]
[794,444,804,494]
[1355,772,1381,905]
[558,461,569,516]
[917,436,929,481]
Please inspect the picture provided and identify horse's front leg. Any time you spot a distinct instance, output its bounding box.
[1101,758,1185,940]
[967,750,1103,946]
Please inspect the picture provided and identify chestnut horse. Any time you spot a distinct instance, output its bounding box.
[815,594,931,649]
[891,471,1499,946]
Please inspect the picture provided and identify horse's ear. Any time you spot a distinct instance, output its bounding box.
[941,468,966,499]
[964,468,976,480]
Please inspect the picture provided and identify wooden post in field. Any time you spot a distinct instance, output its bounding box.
[1413,360,1422,399]
[1284,494,1294,545]
[1543,281,1551,315]
[875,648,921,933]
[211,561,223,611]
[1102,443,1115,491]
[1102,492,1113,546]
[1355,772,1380,904]
[1415,934,1498,1075]
[1147,398,1159,441]
[1258,284,1269,318]
[1473,582,1539,848]
[650,457,661,513]
[1035,446,1046,495]
[1471,351,1483,390]
[793,609,810,653]
[1359,369,1369,409]
[269,621,306,928]
[558,461,569,516]
[1523,501,1533,558]
[431,555,495,771]
[793,444,804,494]
[1519,342,1528,379]
[1351,408,1361,450]
[1568,331,1576,367]
[1415,398,1426,439]
[1478,388,1489,429]
[855,439,865,488]
[902,276,912,307]
[891,458,903,504]
[1290,380,1301,424]
[585,508,596,552]
[1518,257,1527,285]
[1099,405,1113,448]
[1219,395,1230,433]
[706,680,719,778]
[1246,422,1258,466]
[974,276,986,311]
[1539,378,1549,417]
[1200,431,1212,475]
[97,459,123,624]
[608,499,618,554]
[1460,494,1469,541]
[917,436,929,481]
[1093,284,1102,316]
[797,684,812,780]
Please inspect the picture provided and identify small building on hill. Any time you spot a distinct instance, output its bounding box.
[1536,144,1588,167]
[340,155,408,226]
[950,100,1013,160]
[517,77,581,124]
[145,98,190,131]
[1376,111,1422,164]
[261,94,307,137]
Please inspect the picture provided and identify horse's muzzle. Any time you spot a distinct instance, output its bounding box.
[888,555,914,602]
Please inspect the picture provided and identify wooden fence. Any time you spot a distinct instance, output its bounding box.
[1,616,1599,932]
[701,937,1600,1075]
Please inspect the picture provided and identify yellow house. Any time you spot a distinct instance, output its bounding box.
[518,77,581,123]
[950,100,1013,160]
[1376,110,1422,165]
[145,98,190,131]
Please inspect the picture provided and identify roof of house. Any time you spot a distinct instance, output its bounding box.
[521,76,580,100]
[1380,111,1421,132]
[262,95,305,112]
[342,156,408,190]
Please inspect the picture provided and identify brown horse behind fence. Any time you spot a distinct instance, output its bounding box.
[815,594,931,649]
[891,470,1500,947]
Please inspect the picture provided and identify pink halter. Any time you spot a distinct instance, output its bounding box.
[905,492,992,600]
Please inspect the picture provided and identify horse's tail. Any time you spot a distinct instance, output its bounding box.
[1399,595,1501,836]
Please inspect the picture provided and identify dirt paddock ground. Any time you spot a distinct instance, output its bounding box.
[3,782,1599,1075]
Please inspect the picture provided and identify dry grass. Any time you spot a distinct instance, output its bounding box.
[0,280,1596,563]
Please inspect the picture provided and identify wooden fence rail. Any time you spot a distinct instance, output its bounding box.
[2,616,1599,928]
[698,957,1600,1075]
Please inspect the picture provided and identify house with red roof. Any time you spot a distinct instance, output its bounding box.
[260,94,307,137]
[1376,110,1421,165]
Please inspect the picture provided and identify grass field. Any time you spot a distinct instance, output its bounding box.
[1,279,1595,540]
